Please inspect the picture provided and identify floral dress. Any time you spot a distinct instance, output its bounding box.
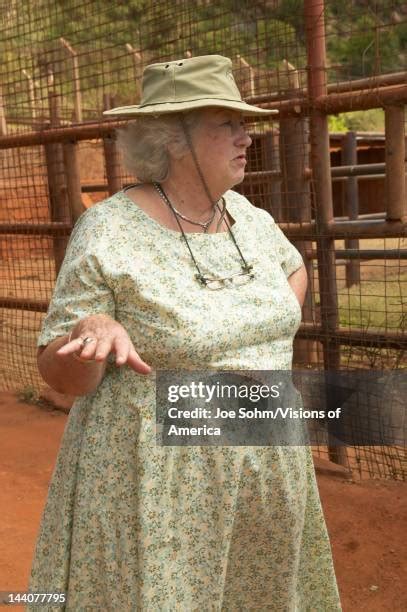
[27,189,342,611]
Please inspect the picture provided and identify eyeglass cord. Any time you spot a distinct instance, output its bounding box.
[155,181,253,286]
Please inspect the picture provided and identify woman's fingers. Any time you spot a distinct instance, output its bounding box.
[54,317,152,374]
[94,337,114,362]
[113,335,151,373]
[56,335,87,356]
[111,335,130,366]
[78,337,99,359]
[126,346,152,375]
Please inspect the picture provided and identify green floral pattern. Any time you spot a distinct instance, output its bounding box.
[27,190,342,611]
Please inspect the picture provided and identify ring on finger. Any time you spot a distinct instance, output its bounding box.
[75,339,97,363]
[67,332,97,361]
[76,336,97,362]
[67,331,97,346]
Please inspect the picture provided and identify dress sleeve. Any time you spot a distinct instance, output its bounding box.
[229,191,305,279]
[37,206,116,347]
[250,201,304,278]
[271,221,304,278]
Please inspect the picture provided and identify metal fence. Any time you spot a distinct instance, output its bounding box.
[0,0,406,480]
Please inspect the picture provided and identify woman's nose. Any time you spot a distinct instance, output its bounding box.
[244,130,252,148]
[235,126,252,148]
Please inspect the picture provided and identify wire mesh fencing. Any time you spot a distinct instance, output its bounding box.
[0,0,406,480]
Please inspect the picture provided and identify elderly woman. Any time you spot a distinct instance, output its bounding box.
[28,55,341,610]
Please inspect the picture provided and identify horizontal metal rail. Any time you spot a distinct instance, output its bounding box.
[245,71,407,104]
[0,219,405,238]
[0,121,121,148]
[242,84,407,117]
[256,83,407,115]
[297,323,405,350]
[0,222,72,235]
[0,298,49,312]
[326,71,407,95]
[305,249,407,260]
[82,182,109,193]
[315,83,407,114]
[281,219,406,239]
[331,163,386,177]
[332,174,386,182]
[334,212,386,220]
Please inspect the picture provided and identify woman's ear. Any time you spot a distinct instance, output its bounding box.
[167,139,189,161]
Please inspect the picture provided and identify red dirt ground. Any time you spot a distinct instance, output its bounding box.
[0,391,405,611]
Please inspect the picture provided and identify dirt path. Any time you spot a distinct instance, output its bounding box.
[0,391,405,611]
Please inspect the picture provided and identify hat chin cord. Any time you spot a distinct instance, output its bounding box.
[178,113,219,213]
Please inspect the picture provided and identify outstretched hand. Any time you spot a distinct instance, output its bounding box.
[56,314,152,375]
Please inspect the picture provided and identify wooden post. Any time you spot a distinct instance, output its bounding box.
[103,94,122,195]
[44,91,69,276]
[22,69,36,121]
[385,105,407,221]
[60,38,83,123]
[125,44,143,103]
[63,142,85,223]
[305,0,347,469]
[236,55,255,97]
[341,131,360,287]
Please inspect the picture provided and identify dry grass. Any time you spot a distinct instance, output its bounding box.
[337,273,406,332]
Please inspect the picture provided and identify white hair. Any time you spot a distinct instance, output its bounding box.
[116,111,202,183]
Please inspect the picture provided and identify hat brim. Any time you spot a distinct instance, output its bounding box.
[103,98,277,117]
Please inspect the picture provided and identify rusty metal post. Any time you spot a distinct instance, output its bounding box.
[279,118,318,365]
[279,62,318,366]
[44,91,69,276]
[63,141,85,223]
[261,131,282,220]
[385,105,407,221]
[341,132,360,287]
[305,0,347,468]
[279,119,311,223]
[103,94,122,196]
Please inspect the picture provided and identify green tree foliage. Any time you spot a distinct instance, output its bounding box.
[326,1,406,78]
[328,109,385,133]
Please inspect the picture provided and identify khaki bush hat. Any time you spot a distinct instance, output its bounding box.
[103,54,276,117]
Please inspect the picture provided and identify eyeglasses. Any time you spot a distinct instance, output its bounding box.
[196,267,255,290]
